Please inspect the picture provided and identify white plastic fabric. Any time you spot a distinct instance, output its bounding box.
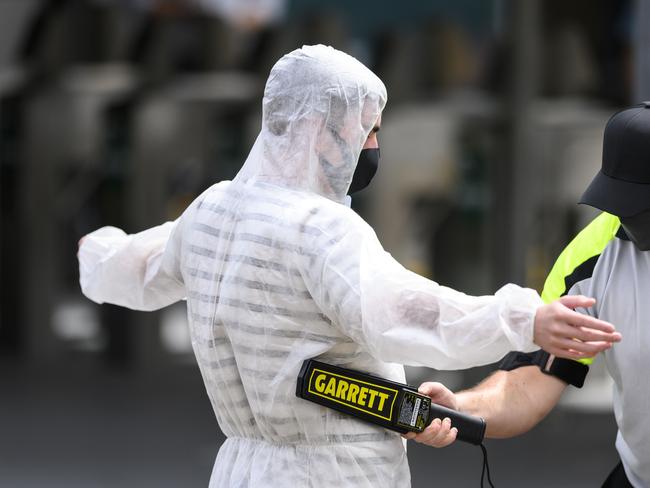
[79,45,542,487]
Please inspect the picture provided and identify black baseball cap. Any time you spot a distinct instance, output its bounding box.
[580,102,650,217]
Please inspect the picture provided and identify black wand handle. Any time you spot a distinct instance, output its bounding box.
[426,402,486,445]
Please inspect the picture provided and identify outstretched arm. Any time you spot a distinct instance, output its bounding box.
[406,365,568,447]
[78,220,185,311]
[322,225,619,370]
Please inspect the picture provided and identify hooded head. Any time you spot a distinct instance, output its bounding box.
[234,45,387,202]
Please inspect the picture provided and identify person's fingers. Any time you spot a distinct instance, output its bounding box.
[415,418,453,447]
[549,342,615,360]
[431,418,453,444]
[417,382,457,410]
[558,295,596,310]
[559,307,617,334]
[413,418,444,445]
[426,418,453,447]
[571,325,622,343]
[554,338,612,356]
[437,427,458,448]
[535,299,621,359]
[549,321,620,344]
[418,382,440,396]
[402,432,416,440]
[409,417,459,448]
[548,347,589,360]
[414,419,449,447]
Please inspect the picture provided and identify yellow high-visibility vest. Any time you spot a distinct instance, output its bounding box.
[541,212,621,365]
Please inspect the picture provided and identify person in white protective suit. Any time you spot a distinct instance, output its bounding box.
[78,45,620,487]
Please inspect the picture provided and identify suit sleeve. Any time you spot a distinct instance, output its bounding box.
[79,220,186,311]
[316,223,542,371]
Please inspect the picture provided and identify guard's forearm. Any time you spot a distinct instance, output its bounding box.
[455,368,566,439]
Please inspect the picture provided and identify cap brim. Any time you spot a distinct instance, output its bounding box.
[579,170,650,217]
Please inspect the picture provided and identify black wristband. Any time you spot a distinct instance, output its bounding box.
[498,350,548,371]
[542,356,589,388]
[498,350,589,388]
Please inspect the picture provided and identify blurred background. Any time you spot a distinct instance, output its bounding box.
[1,0,647,486]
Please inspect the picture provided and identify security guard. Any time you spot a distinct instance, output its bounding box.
[410,102,650,488]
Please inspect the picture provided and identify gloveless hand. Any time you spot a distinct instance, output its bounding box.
[533,295,621,360]
[402,382,458,448]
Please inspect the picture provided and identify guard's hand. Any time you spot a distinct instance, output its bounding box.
[402,382,458,448]
[533,295,621,360]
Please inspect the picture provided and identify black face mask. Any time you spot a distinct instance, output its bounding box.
[620,209,650,251]
[348,148,380,194]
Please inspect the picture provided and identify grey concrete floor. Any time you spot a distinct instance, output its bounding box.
[0,359,619,487]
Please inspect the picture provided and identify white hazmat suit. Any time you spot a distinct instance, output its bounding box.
[79,45,542,487]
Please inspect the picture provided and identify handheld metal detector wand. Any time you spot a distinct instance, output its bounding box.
[297,359,495,486]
